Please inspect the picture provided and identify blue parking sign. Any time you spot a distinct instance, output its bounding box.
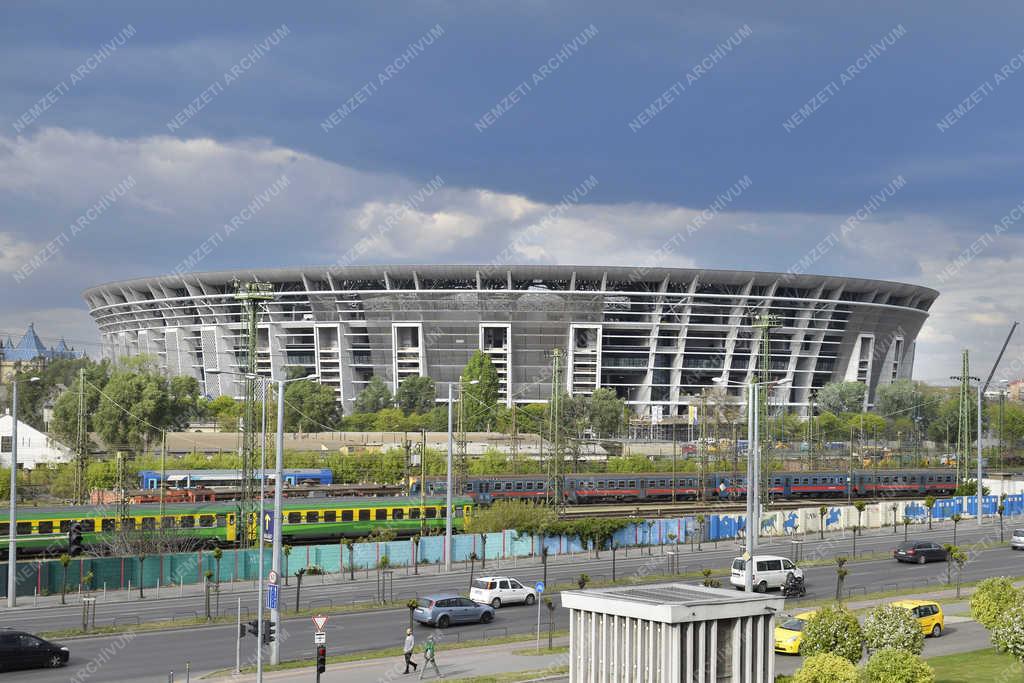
[535,581,545,594]
[266,583,279,610]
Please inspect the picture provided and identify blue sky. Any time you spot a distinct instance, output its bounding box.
[2,1,1024,382]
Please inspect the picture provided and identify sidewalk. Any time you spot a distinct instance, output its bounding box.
[205,638,570,682]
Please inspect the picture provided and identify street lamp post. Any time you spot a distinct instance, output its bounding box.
[714,375,788,592]
[207,369,317,668]
[6,376,39,608]
[444,379,478,572]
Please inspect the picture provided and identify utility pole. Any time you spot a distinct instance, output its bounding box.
[445,383,454,572]
[671,428,677,504]
[74,367,87,505]
[545,350,565,510]
[233,280,274,549]
[159,430,167,515]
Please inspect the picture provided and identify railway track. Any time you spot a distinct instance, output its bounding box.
[556,496,919,519]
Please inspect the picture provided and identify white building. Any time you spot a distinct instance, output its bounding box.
[0,412,72,469]
[562,582,784,682]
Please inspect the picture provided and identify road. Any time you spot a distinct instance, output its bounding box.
[0,520,1015,682]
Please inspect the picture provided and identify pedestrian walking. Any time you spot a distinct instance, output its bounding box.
[403,628,418,674]
[418,635,442,679]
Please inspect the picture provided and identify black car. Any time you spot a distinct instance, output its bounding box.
[0,630,70,671]
[893,541,947,564]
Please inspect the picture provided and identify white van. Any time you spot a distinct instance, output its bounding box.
[729,555,803,592]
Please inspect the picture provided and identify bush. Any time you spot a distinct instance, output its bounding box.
[792,653,858,683]
[862,605,924,655]
[305,565,326,575]
[860,648,935,683]
[971,577,1024,629]
[800,604,864,664]
[992,608,1024,665]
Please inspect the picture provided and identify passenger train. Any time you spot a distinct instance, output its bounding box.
[413,468,960,504]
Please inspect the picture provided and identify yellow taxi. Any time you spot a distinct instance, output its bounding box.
[774,611,817,654]
[890,600,944,637]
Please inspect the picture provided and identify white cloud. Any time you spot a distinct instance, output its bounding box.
[1,127,1022,386]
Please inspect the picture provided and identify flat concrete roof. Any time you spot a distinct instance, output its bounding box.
[560,582,785,624]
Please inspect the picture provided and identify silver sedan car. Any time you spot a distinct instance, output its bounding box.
[413,593,495,628]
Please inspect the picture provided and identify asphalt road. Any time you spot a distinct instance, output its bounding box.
[0,520,1017,682]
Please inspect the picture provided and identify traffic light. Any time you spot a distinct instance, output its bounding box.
[246,620,259,637]
[68,522,83,557]
[316,646,326,673]
[262,620,276,644]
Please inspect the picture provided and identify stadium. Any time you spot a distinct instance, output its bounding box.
[83,265,937,417]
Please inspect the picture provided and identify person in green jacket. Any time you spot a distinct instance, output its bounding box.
[418,635,441,679]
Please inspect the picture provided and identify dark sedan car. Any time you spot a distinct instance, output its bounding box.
[413,594,495,628]
[0,630,69,671]
[894,541,947,564]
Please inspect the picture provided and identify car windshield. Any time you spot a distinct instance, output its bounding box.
[897,542,915,549]
[732,559,745,570]
[1015,529,1024,536]
[780,618,805,631]
[471,579,490,589]
[417,598,434,608]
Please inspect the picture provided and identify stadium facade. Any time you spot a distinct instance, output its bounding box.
[83,266,937,416]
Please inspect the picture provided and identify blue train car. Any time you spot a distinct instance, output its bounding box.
[137,468,333,490]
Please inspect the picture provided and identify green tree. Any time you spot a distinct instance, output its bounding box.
[468,500,557,537]
[817,381,867,415]
[992,607,1024,668]
[800,604,864,664]
[861,648,935,683]
[923,496,935,530]
[58,553,71,605]
[167,375,202,429]
[284,379,342,431]
[793,653,858,683]
[588,388,625,437]
[49,361,112,448]
[394,376,436,415]
[92,369,169,452]
[461,350,500,431]
[352,375,392,414]
[863,605,924,654]
[875,380,924,419]
[372,407,406,432]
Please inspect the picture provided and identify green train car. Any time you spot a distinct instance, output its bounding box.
[0,496,473,558]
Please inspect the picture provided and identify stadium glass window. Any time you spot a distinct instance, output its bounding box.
[180,516,194,528]
[16,522,31,534]
[288,512,301,524]
[341,510,353,522]
[425,507,437,519]
[80,520,95,532]
[358,509,370,522]
[324,511,337,523]
[392,508,404,520]
[38,521,53,534]
[199,515,215,528]
[102,519,115,532]
[375,509,386,521]
[409,508,420,519]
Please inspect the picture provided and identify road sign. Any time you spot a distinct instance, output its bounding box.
[266,583,279,610]
[262,511,274,543]
[535,581,545,594]
[314,632,326,645]
[268,570,279,585]
[312,614,329,633]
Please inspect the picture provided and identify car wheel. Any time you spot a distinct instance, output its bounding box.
[917,555,926,564]
[525,594,536,606]
[481,611,493,624]
[491,598,501,609]
[437,615,450,628]
[48,654,64,668]
[756,581,768,593]
[931,624,941,638]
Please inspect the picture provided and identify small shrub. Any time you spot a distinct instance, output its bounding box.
[992,608,1024,666]
[862,605,924,655]
[800,604,864,664]
[971,577,1024,629]
[305,565,326,575]
[577,573,590,589]
[860,647,935,683]
[793,652,858,683]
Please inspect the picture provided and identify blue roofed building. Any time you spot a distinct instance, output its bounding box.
[0,323,82,382]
